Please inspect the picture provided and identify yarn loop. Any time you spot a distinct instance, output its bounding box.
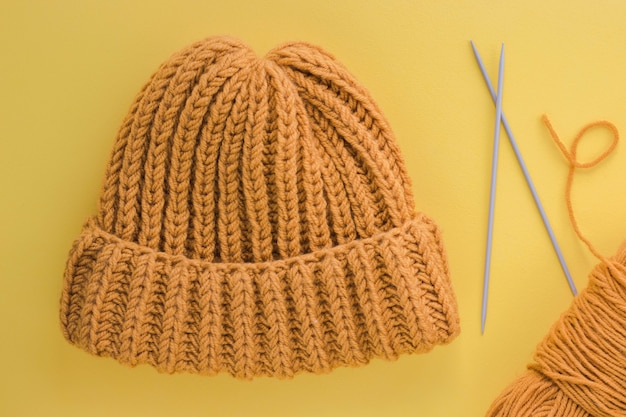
[542,115,619,263]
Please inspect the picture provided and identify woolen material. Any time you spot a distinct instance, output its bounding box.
[486,117,625,416]
[59,36,460,378]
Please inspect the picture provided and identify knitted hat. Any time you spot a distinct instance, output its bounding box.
[59,36,459,379]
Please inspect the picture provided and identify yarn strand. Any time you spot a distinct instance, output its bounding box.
[541,115,619,262]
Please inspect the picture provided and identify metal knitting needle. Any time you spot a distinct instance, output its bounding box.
[481,43,505,334]
[470,41,577,300]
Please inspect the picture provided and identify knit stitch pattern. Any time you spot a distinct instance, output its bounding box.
[59,36,460,378]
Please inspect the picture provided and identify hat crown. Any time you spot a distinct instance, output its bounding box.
[98,36,415,263]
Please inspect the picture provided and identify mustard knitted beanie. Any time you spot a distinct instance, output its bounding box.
[59,36,460,378]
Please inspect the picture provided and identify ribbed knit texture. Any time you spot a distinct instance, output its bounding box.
[59,36,460,378]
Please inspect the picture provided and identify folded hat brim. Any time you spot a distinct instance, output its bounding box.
[60,212,459,379]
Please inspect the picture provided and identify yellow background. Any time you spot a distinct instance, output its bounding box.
[2,1,626,416]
